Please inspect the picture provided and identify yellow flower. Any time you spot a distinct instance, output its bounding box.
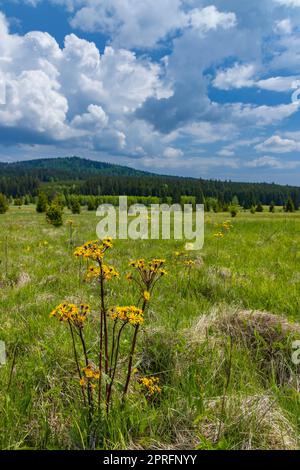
[126,272,133,282]
[50,302,90,328]
[159,269,168,276]
[143,291,151,301]
[109,306,144,325]
[102,264,119,280]
[129,258,166,291]
[82,364,100,380]
[74,238,113,261]
[184,260,195,267]
[214,232,224,239]
[139,376,162,396]
[79,378,86,387]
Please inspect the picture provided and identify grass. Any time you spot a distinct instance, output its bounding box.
[1,205,300,449]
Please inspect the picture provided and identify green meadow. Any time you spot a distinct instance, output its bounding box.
[1,205,300,450]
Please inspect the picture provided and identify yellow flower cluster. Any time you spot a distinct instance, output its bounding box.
[213,220,233,239]
[109,306,144,325]
[174,251,182,257]
[80,364,100,388]
[184,260,195,267]
[129,258,167,283]
[213,232,224,239]
[129,258,165,272]
[50,302,90,328]
[139,376,161,396]
[74,238,113,261]
[86,264,119,281]
[222,220,233,231]
[143,291,151,301]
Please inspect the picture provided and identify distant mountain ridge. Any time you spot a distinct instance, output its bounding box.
[0,156,154,180]
[1,156,300,208]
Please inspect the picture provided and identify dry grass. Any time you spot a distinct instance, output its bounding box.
[201,393,298,450]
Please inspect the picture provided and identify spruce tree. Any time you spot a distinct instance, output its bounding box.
[36,192,48,213]
[0,193,8,214]
[285,197,295,213]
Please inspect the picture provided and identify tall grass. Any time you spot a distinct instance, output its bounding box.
[0,206,300,449]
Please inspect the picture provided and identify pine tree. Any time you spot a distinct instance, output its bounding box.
[36,192,48,213]
[285,197,295,213]
[46,203,63,227]
[256,202,264,213]
[70,196,81,214]
[0,193,8,214]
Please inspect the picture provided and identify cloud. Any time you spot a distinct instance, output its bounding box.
[188,6,236,32]
[217,148,235,157]
[274,0,300,7]
[5,1,300,181]
[229,102,299,125]
[0,12,166,152]
[163,147,183,158]
[20,1,237,49]
[246,155,300,169]
[140,155,240,172]
[257,75,300,91]
[213,63,256,90]
[213,63,300,93]
[274,18,293,34]
[255,135,300,153]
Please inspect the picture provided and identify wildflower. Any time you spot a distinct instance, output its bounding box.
[86,264,119,281]
[79,378,86,387]
[143,291,151,301]
[129,258,166,290]
[139,376,162,397]
[126,272,133,282]
[74,238,113,261]
[82,364,100,380]
[86,265,101,279]
[159,269,168,276]
[184,260,195,267]
[109,306,144,326]
[50,302,90,328]
[213,232,224,239]
[222,220,233,231]
[102,265,119,280]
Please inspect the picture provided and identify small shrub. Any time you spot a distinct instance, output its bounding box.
[229,205,238,218]
[269,203,275,213]
[70,197,81,214]
[46,203,63,227]
[256,202,264,213]
[36,192,48,213]
[285,197,295,213]
[14,198,23,206]
[0,193,8,214]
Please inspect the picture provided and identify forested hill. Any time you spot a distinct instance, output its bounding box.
[0,156,152,180]
[0,156,300,208]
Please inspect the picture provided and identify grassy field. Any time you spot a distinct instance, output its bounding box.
[1,205,300,450]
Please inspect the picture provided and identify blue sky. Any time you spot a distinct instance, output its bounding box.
[1,1,300,184]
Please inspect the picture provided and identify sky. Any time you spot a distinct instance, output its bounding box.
[1,1,300,184]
